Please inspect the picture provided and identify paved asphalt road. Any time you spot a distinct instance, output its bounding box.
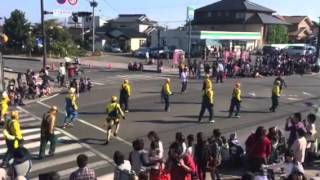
[3,58,320,179]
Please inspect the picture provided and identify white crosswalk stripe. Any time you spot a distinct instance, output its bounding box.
[113,74,171,81]
[0,109,112,179]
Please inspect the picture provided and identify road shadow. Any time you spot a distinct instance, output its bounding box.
[78,111,105,115]
[140,91,161,94]
[242,96,269,100]
[21,125,40,129]
[134,120,198,124]
[241,110,271,114]
[154,101,201,105]
[130,108,164,112]
[175,115,229,119]
[80,138,106,145]
[220,110,270,114]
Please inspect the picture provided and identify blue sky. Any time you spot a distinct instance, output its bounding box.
[0,0,319,28]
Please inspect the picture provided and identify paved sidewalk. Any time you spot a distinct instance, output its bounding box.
[4,54,179,74]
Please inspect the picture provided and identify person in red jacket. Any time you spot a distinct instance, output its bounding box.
[166,142,196,180]
[245,126,272,172]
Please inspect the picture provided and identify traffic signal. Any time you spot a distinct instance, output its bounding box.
[72,14,78,23]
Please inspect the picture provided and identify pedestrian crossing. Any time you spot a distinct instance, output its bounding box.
[103,74,175,84]
[0,108,114,180]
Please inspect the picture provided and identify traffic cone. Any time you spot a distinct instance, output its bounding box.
[51,63,56,71]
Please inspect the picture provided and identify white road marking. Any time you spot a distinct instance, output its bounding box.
[91,81,104,85]
[32,151,95,172]
[39,93,60,102]
[287,97,300,101]
[98,173,114,180]
[0,131,61,146]
[0,136,71,154]
[36,101,132,146]
[19,117,37,123]
[19,113,31,118]
[17,106,116,165]
[303,91,313,97]
[57,161,108,178]
[0,128,40,138]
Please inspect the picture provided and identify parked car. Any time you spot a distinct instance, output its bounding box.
[105,46,122,53]
[262,45,279,55]
[306,46,316,56]
[285,45,309,56]
[132,47,150,58]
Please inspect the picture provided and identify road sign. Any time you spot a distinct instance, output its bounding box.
[53,9,72,16]
[187,6,195,21]
[68,0,78,6]
[57,0,67,4]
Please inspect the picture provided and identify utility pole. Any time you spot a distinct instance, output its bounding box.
[0,53,4,92]
[40,0,47,68]
[157,28,161,72]
[187,20,192,65]
[315,17,320,72]
[90,0,97,53]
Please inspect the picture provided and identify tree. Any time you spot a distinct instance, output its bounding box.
[34,19,81,57]
[267,25,289,44]
[3,9,30,53]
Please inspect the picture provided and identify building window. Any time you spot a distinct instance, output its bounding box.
[207,12,212,17]
[139,40,145,46]
[120,25,127,28]
[225,11,229,17]
[217,11,222,17]
[235,12,245,19]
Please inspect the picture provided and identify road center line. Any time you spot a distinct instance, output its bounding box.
[36,101,132,146]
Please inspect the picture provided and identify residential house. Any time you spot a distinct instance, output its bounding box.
[96,14,157,52]
[109,14,157,33]
[277,16,314,43]
[193,0,287,48]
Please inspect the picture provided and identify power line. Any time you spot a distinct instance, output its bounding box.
[101,0,120,14]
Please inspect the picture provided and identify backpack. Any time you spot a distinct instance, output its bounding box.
[116,168,138,180]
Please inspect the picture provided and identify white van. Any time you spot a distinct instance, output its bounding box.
[285,44,314,56]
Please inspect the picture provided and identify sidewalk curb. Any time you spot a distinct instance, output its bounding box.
[3,56,41,62]
[23,89,64,105]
